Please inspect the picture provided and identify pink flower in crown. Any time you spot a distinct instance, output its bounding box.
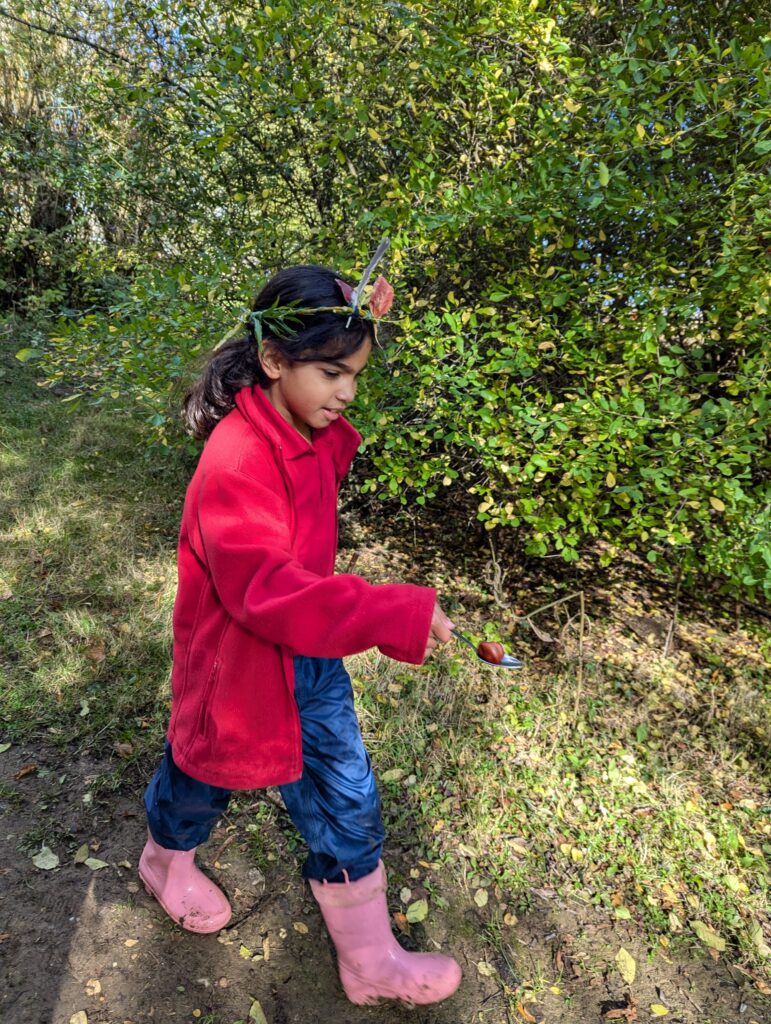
[335,278,354,305]
[368,275,394,319]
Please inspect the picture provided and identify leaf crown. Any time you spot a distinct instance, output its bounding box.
[247,237,394,349]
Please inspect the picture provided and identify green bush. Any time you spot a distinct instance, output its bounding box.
[6,0,768,596]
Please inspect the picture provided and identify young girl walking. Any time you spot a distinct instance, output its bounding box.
[139,248,462,1007]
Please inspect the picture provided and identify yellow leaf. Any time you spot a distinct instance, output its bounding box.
[606,472,616,487]
[709,497,725,512]
[650,1004,669,1016]
[564,98,582,113]
[615,947,636,984]
[293,921,308,934]
[636,123,646,139]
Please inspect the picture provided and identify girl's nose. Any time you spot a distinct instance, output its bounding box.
[337,379,356,403]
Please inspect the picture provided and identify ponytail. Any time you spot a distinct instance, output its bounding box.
[182,331,268,440]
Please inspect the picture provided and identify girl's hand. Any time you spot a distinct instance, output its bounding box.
[424,602,455,659]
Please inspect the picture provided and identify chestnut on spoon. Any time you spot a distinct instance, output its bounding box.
[451,628,523,669]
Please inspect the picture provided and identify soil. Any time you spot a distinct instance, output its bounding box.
[1,741,768,1024]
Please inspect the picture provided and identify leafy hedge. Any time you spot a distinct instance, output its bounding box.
[7,0,770,595]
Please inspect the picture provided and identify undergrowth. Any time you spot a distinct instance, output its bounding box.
[1,317,769,1000]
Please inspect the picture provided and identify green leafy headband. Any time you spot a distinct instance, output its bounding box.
[245,237,394,351]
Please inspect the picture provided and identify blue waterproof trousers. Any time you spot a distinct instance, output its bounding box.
[144,656,385,883]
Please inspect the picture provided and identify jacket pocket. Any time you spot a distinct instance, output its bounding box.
[193,620,232,739]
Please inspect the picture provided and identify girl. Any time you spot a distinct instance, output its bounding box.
[139,252,462,1007]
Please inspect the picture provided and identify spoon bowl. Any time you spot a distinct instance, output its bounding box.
[451,628,523,669]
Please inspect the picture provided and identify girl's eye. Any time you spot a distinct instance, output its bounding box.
[323,370,340,379]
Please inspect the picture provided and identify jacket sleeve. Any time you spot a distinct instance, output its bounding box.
[193,466,435,664]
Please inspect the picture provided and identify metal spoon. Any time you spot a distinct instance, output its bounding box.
[451,628,523,669]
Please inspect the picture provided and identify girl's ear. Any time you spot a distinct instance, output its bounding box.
[260,341,283,381]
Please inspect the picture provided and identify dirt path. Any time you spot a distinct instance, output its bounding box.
[2,740,768,1024]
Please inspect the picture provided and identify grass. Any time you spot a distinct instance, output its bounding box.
[1,315,770,1004]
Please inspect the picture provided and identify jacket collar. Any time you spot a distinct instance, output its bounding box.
[234,385,362,472]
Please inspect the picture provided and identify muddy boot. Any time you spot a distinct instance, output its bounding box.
[138,831,231,934]
[310,861,461,1006]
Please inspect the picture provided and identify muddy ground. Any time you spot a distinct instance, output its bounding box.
[1,741,768,1024]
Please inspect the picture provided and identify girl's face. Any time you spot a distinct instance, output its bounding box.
[262,336,372,440]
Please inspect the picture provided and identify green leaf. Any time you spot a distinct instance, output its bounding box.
[15,348,40,362]
[406,899,429,923]
[248,999,268,1024]
[689,920,726,951]
[598,161,610,187]
[32,846,60,870]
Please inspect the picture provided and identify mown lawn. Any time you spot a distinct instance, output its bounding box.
[1,317,769,1008]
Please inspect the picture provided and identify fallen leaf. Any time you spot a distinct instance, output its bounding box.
[393,911,409,934]
[85,980,101,996]
[69,1013,88,1024]
[474,888,489,908]
[73,844,89,864]
[747,919,771,959]
[602,992,637,1020]
[0,933,11,943]
[262,936,270,961]
[615,947,636,985]
[406,899,428,923]
[477,960,496,977]
[86,640,106,663]
[400,887,412,904]
[689,920,726,952]
[650,1005,669,1016]
[293,921,308,934]
[517,1002,537,1022]
[239,945,252,959]
[124,939,138,947]
[32,846,59,870]
[381,768,405,783]
[84,858,109,871]
[248,998,268,1024]
[614,906,632,920]
[113,742,134,758]
[504,912,518,926]
[14,763,37,780]
[0,742,11,753]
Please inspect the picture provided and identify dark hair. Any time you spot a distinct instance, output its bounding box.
[183,265,373,439]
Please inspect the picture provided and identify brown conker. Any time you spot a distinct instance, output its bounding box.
[477,641,505,664]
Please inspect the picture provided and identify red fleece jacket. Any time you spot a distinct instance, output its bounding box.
[167,385,436,789]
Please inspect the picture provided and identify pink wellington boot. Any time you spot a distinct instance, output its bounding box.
[138,832,231,934]
[310,861,461,1006]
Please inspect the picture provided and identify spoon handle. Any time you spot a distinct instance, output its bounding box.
[451,628,478,652]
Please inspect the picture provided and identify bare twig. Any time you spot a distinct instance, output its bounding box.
[663,565,683,657]
[572,591,586,723]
